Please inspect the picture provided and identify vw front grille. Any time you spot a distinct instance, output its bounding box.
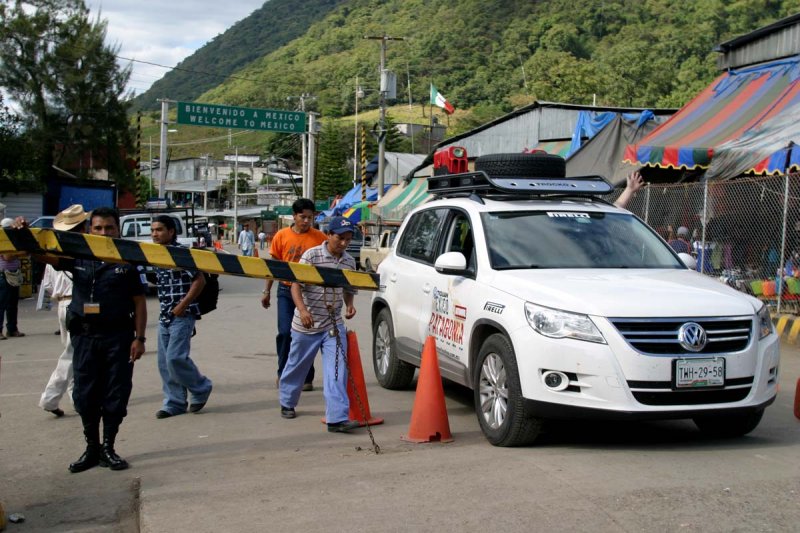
[610,316,753,355]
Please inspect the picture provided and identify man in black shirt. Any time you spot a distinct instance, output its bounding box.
[59,208,148,472]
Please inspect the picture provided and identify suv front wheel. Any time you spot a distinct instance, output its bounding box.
[693,409,764,438]
[373,308,416,389]
[474,334,542,446]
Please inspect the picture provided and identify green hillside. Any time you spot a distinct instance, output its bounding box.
[131,0,348,111]
[191,0,799,119]
[132,0,800,199]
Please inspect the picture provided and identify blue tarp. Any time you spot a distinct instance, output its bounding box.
[315,183,391,221]
[569,110,655,158]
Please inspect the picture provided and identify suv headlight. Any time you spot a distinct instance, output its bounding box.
[524,302,606,344]
[757,305,774,339]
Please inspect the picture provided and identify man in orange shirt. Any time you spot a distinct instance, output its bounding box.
[261,198,327,390]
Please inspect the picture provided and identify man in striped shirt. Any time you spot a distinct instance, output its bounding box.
[278,216,359,433]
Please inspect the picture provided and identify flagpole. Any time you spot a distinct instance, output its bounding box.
[429,81,434,153]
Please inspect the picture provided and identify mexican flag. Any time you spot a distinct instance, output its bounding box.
[430,84,455,115]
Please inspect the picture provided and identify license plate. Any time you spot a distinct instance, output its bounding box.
[673,358,725,388]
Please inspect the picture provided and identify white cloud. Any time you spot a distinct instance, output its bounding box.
[86,0,265,95]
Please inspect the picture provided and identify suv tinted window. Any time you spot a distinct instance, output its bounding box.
[482,210,682,269]
[444,211,476,272]
[397,208,448,264]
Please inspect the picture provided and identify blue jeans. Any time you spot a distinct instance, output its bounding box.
[157,315,212,415]
[279,327,349,423]
[276,284,314,383]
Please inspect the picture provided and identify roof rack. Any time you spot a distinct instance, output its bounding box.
[427,171,615,198]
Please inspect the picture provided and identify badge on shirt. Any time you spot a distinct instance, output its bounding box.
[84,303,101,314]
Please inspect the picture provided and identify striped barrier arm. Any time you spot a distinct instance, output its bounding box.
[0,228,380,291]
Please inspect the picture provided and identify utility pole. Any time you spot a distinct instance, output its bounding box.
[233,146,239,243]
[148,135,153,198]
[307,112,319,201]
[203,154,210,212]
[158,99,169,197]
[365,35,405,200]
[287,93,315,198]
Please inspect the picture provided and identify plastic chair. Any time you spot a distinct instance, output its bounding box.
[750,280,764,296]
[787,277,800,295]
[763,280,777,297]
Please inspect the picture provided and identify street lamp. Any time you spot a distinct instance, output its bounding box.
[158,129,178,204]
[353,80,379,187]
[353,77,364,186]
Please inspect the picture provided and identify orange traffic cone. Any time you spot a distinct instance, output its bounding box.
[345,331,384,426]
[402,336,453,443]
[323,331,384,426]
[794,378,800,420]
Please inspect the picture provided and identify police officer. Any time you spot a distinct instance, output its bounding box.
[64,207,147,472]
[16,208,147,472]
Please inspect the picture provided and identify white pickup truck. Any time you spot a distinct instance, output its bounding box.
[119,211,199,286]
[119,212,196,247]
[360,228,398,272]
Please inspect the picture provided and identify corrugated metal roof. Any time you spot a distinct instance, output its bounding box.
[436,101,675,158]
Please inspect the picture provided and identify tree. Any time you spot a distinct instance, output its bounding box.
[0,0,132,185]
[0,93,37,191]
[315,119,352,201]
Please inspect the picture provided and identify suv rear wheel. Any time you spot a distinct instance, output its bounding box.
[373,308,416,389]
[474,334,542,446]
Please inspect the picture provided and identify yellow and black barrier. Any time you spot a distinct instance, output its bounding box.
[0,228,380,291]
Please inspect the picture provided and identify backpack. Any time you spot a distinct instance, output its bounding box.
[196,273,220,315]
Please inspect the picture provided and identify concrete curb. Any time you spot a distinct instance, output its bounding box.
[772,314,800,344]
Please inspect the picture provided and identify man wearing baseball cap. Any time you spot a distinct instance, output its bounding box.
[38,205,89,417]
[278,216,360,433]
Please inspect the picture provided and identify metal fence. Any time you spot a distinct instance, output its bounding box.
[607,173,800,314]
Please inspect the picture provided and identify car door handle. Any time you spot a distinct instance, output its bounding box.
[389,273,397,283]
[422,283,432,294]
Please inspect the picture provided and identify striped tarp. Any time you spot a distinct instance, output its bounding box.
[624,56,800,174]
[373,177,431,221]
[0,228,379,291]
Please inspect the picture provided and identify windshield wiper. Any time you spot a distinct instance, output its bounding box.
[493,264,541,270]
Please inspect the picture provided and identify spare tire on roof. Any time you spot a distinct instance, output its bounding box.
[474,153,566,178]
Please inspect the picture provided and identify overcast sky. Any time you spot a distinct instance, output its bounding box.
[86,0,266,96]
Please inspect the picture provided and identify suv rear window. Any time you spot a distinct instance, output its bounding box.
[482,210,683,269]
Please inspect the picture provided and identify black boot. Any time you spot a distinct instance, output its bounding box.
[99,426,128,471]
[69,423,101,473]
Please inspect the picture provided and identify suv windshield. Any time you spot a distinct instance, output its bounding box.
[482,210,683,269]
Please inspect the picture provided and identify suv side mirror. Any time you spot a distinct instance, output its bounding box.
[678,252,696,270]
[435,251,468,275]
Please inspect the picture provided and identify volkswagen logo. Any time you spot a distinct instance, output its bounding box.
[678,322,707,352]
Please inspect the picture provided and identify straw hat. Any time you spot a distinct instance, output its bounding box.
[54,204,89,231]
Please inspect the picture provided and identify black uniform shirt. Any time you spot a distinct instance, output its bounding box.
[61,258,145,327]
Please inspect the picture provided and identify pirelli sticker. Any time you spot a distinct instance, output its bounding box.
[0,228,379,291]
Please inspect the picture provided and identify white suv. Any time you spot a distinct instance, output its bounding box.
[371,153,780,446]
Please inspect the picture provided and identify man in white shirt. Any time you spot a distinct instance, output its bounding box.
[237,225,255,256]
[38,204,89,417]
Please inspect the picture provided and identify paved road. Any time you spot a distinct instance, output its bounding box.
[1,274,799,532]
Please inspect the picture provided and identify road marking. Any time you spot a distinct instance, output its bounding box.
[0,392,40,397]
